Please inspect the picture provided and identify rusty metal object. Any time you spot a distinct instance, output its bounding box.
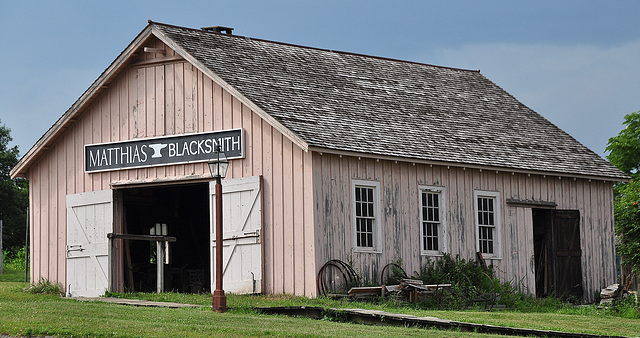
[317,259,359,297]
[379,262,407,285]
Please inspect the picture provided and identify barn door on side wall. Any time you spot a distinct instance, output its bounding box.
[550,210,583,300]
[210,176,263,294]
[66,190,113,297]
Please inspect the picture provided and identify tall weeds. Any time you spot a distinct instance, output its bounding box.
[406,253,519,310]
[2,246,26,271]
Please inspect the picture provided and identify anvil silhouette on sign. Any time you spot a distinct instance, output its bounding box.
[148,143,168,158]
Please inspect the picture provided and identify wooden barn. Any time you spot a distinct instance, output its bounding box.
[11,21,628,301]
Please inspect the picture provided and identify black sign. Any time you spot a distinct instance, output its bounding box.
[85,129,244,172]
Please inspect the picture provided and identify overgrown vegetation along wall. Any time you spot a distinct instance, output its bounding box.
[313,152,615,302]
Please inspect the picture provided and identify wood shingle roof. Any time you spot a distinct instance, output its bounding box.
[11,21,627,180]
[153,22,625,180]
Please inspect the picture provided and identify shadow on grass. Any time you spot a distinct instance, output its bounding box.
[0,268,28,283]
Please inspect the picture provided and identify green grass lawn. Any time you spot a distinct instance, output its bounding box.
[0,282,498,337]
[118,290,640,336]
[1,279,639,337]
[0,267,27,282]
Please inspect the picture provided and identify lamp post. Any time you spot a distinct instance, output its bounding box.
[208,144,229,312]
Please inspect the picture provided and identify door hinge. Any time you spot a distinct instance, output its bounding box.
[222,229,261,241]
[66,244,84,253]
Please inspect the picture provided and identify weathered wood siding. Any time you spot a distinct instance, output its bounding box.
[23,34,616,300]
[313,153,615,302]
[26,37,316,296]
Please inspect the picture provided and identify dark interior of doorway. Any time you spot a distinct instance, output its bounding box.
[533,208,583,300]
[533,209,552,297]
[121,182,210,293]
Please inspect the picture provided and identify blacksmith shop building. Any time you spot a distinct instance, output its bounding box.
[11,22,628,301]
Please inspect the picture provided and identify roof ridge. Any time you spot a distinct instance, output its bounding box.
[148,20,480,73]
[12,20,626,180]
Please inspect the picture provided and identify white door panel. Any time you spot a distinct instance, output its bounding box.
[210,176,262,294]
[66,190,113,297]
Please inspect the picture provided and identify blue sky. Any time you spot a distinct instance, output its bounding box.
[1,1,639,159]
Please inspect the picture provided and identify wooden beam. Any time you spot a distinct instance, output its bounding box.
[131,55,184,67]
[506,198,557,208]
[107,233,177,242]
[143,47,166,54]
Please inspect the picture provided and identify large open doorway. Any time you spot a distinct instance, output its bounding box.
[533,209,583,300]
[118,182,210,293]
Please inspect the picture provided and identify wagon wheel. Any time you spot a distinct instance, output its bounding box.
[316,259,359,297]
[379,262,407,285]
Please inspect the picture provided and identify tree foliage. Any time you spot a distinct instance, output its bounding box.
[0,119,29,253]
[613,179,640,274]
[606,111,640,180]
[606,111,640,274]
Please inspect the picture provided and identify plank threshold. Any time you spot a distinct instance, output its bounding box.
[73,297,202,308]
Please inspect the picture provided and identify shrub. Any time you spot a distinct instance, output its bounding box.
[615,295,640,319]
[411,253,518,310]
[23,278,64,296]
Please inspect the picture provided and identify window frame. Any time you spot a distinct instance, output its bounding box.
[418,185,447,256]
[352,179,382,253]
[474,190,502,259]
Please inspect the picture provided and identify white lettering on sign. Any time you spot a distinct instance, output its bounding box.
[166,136,241,158]
[88,145,149,168]
[85,129,244,172]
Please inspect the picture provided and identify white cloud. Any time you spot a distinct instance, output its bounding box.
[425,40,640,157]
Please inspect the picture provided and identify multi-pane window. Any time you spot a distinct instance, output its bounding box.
[475,191,500,257]
[420,189,442,253]
[355,186,375,248]
[353,180,380,252]
[477,197,495,254]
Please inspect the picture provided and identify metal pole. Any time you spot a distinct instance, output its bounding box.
[212,176,227,312]
[1,220,3,274]
[25,207,29,283]
[108,235,115,293]
[157,240,164,293]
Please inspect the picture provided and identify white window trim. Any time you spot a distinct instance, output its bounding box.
[419,185,447,256]
[352,179,382,253]
[474,190,502,259]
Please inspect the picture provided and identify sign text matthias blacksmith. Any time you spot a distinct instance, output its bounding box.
[85,129,244,172]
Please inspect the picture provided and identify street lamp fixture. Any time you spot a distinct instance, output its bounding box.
[208,146,229,179]
[208,144,229,312]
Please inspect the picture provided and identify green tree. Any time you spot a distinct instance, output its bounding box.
[606,111,640,274]
[613,179,640,274]
[606,111,640,181]
[0,119,29,253]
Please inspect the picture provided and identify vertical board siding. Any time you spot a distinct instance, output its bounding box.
[261,122,274,293]
[313,155,616,302]
[26,38,317,296]
[23,36,614,300]
[303,149,316,294]
[282,138,294,293]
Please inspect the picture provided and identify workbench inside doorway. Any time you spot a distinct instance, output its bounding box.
[117,182,211,294]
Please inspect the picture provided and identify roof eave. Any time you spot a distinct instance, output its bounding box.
[308,146,630,183]
[10,25,156,179]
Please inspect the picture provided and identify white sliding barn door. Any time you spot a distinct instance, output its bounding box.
[66,190,113,297]
[210,176,263,294]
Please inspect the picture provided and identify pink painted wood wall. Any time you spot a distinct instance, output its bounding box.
[312,153,616,302]
[24,34,616,301]
[26,36,317,296]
